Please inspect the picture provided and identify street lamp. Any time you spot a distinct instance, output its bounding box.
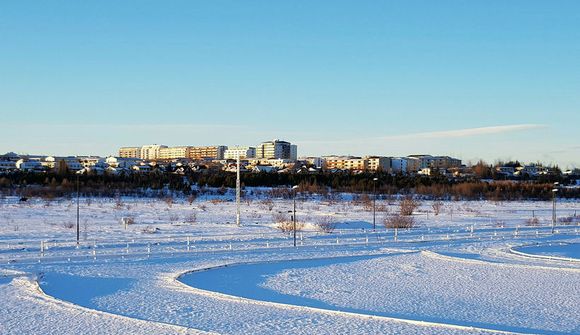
[292,185,299,247]
[372,177,378,231]
[551,182,559,234]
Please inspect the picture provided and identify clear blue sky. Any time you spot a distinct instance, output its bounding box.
[1,1,579,168]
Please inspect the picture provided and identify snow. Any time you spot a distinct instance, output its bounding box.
[260,251,580,334]
[513,242,580,260]
[0,195,579,334]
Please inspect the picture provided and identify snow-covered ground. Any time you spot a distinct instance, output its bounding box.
[0,195,579,334]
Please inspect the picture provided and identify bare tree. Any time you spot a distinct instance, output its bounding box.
[432,201,444,216]
[400,197,419,216]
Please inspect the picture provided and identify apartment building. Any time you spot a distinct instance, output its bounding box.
[119,147,140,158]
[158,146,191,160]
[187,146,227,160]
[0,160,16,171]
[224,146,256,159]
[300,157,326,169]
[390,157,408,174]
[408,155,462,170]
[256,140,293,160]
[324,156,368,171]
[140,145,168,160]
[406,157,422,173]
[433,156,462,169]
[290,145,298,161]
[15,159,44,171]
[365,156,390,172]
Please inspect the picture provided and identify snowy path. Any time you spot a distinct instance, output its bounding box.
[0,277,207,335]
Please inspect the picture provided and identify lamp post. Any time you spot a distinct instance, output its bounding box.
[372,177,378,231]
[292,185,299,247]
[76,172,80,246]
[551,182,559,234]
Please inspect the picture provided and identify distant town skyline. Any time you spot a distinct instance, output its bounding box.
[0,123,577,169]
[1,1,579,168]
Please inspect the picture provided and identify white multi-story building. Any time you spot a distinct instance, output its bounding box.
[224,146,256,159]
[390,157,408,174]
[0,160,16,171]
[15,159,44,171]
[405,157,422,173]
[290,145,298,161]
[140,145,168,160]
[299,157,326,169]
[256,140,294,160]
[365,156,390,172]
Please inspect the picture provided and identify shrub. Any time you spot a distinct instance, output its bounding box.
[384,214,414,229]
[400,197,419,216]
[558,216,575,224]
[273,213,303,233]
[432,201,444,216]
[187,194,197,205]
[164,196,174,207]
[260,199,275,211]
[525,217,540,226]
[114,197,123,209]
[168,214,179,223]
[184,212,197,224]
[315,216,337,233]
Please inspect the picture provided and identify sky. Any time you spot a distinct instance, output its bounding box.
[1,1,579,168]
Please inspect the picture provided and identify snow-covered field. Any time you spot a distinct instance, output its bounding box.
[0,195,579,334]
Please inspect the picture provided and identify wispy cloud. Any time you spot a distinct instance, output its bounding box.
[296,124,547,145]
[377,124,547,141]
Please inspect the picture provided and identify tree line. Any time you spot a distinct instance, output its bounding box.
[0,170,577,200]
